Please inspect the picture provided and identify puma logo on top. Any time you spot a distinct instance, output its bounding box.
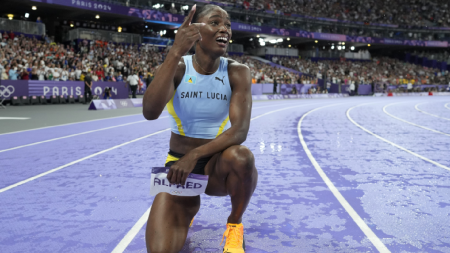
[215,76,225,85]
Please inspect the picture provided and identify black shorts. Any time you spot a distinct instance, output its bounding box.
[164,150,212,175]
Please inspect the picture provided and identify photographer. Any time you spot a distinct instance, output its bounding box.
[102,87,112,100]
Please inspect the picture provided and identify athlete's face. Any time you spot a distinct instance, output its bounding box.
[198,8,232,56]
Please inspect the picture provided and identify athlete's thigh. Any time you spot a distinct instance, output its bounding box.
[146,193,200,252]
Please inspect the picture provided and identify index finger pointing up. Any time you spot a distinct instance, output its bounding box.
[181,4,196,28]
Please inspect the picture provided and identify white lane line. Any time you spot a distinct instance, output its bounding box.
[0,113,143,136]
[0,102,299,137]
[0,128,171,193]
[0,103,319,195]
[111,206,152,253]
[445,103,450,110]
[0,103,306,153]
[383,103,450,137]
[414,102,450,121]
[0,117,168,154]
[0,117,30,120]
[297,104,391,253]
[347,104,450,172]
[110,103,321,253]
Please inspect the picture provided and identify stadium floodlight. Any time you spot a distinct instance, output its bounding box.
[277,38,283,42]
[153,3,161,9]
[70,23,74,27]
[249,38,253,41]
[163,30,166,34]
[337,46,341,50]
[118,26,122,32]
[259,38,264,42]
[260,41,265,46]
[270,40,277,44]
[350,46,355,50]
[256,34,260,38]
[174,30,177,34]
[145,25,148,28]
[7,14,13,20]
[95,15,100,19]
[331,45,334,49]
[287,38,290,41]
[342,46,345,49]
[368,44,371,47]
[315,40,318,43]
[182,5,189,10]
[25,13,29,18]
[229,40,233,43]
[288,45,291,47]
[32,6,37,10]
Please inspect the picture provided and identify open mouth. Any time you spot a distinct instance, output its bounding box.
[216,36,228,47]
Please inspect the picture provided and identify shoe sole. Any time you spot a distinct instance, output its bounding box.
[223,235,245,253]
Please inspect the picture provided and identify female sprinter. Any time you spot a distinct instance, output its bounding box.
[142,4,257,253]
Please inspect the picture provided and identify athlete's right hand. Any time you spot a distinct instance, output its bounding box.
[170,5,205,57]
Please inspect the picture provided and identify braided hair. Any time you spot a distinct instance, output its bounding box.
[192,4,223,23]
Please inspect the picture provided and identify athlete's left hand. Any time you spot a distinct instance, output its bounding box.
[167,153,197,185]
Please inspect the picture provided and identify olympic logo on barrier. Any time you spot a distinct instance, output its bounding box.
[0,85,15,98]
[120,101,128,106]
[171,190,182,195]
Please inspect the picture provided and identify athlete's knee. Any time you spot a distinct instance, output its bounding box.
[223,145,255,175]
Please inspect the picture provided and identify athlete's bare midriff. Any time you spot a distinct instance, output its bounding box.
[169,132,214,155]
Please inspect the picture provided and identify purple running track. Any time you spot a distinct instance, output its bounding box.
[0,97,449,253]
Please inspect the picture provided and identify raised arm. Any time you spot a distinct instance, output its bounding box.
[142,5,205,120]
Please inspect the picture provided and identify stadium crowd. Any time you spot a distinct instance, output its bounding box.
[228,54,316,85]
[0,33,310,86]
[1,32,449,94]
[0,32,162,86]
[221,0,450,28]
[275,56,450,88]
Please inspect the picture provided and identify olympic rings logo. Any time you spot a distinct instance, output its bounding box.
[0,85,15,98]
[171,190,182,195]
[120,101,128,106]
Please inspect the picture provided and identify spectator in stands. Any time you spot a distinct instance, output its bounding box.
[116,71,124,82]
[95,67,105,81]
[21,68,29,80]
[61,67,68,81]
[68,68,75,81]
[75,66,82,81]
[53,65,61,81]
[145,72,153,88]
[1,68,7,80]
[8,31,15,40]
[9,64,18,80]
[46,69,53,80]
[30,67,38,80]
[104,72,114,82]
[169,4,178,14]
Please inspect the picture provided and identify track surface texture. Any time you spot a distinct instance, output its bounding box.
[1,97,449,253]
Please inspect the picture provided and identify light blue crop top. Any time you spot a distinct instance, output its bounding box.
[167,55,232,139]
